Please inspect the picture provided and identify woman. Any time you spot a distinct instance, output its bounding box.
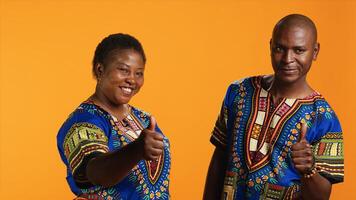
[57,33,170,200]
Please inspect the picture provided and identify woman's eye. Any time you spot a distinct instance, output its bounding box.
[119,68,129,74]
[136,72,144,77]
[275,47,283,52]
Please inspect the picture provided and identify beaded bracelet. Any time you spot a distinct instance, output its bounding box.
[303,156,318,179]
[303,166,318,179]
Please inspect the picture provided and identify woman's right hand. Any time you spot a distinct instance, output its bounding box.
[137,116,164,161]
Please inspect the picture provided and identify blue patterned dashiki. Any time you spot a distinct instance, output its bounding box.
[57,101,170,200]
[210,76,344,200]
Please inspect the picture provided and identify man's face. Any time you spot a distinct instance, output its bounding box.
[270,25,319,85]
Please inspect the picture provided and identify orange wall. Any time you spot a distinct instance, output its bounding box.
[1,0,355,199]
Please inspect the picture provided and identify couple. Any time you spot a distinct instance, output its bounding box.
[57,14,344,200]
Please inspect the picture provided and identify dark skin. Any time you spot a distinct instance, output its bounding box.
[271,17,331,200]
[270,23,319,100]
[84,49,164,188]
[204,15,331,200]
[203,147,227,200]
[292,123,331,200]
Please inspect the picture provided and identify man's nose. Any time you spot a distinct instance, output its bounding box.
[282,50,295,63]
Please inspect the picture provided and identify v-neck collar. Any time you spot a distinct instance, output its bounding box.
[245,76,322,172]
[259,75,321,103]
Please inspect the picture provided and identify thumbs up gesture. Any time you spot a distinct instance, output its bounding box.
[137,116,164,161]
[291,123,314,175]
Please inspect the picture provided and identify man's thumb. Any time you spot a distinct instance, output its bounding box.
[298,122,308,142]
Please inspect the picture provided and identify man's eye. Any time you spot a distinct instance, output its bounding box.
[295,49,305,54]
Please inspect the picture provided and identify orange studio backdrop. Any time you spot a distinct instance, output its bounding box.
[0,0,355,199]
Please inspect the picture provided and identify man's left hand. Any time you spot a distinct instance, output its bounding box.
[291,123,314,175]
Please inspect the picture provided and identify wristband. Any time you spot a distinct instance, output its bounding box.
[303,156,318,179]
[303,166,318,179]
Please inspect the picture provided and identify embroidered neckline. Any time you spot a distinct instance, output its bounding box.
[260,75,321,101]
[245,76,323,172]
[83,100,133,123]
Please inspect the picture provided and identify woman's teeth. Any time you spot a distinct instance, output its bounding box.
[122,87,132,94]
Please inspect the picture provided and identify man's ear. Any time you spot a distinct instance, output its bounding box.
[313,43,320,61]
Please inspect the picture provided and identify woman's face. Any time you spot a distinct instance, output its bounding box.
[96,48,145,106]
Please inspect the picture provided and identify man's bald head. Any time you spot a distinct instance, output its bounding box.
[272,14,318,44]
[269,14,320,86]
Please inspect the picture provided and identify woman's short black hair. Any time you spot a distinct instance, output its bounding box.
[92,33,146,79]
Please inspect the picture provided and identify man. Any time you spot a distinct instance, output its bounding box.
[204,14,344,200]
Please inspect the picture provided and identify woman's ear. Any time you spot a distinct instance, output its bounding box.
[95,63,104,78]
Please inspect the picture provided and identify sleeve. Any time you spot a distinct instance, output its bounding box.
[60,113,110,188]
[210,84,236,150]
[311,108,344,184]
[210,101,229,150]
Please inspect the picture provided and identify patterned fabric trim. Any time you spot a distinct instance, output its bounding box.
[245,76,323,173]
[260,183,300,200]
[106,105,171,199]
[77,189,122,200]
[63,122,109,174]
[313,132,344,183]
[211,103,229,149]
